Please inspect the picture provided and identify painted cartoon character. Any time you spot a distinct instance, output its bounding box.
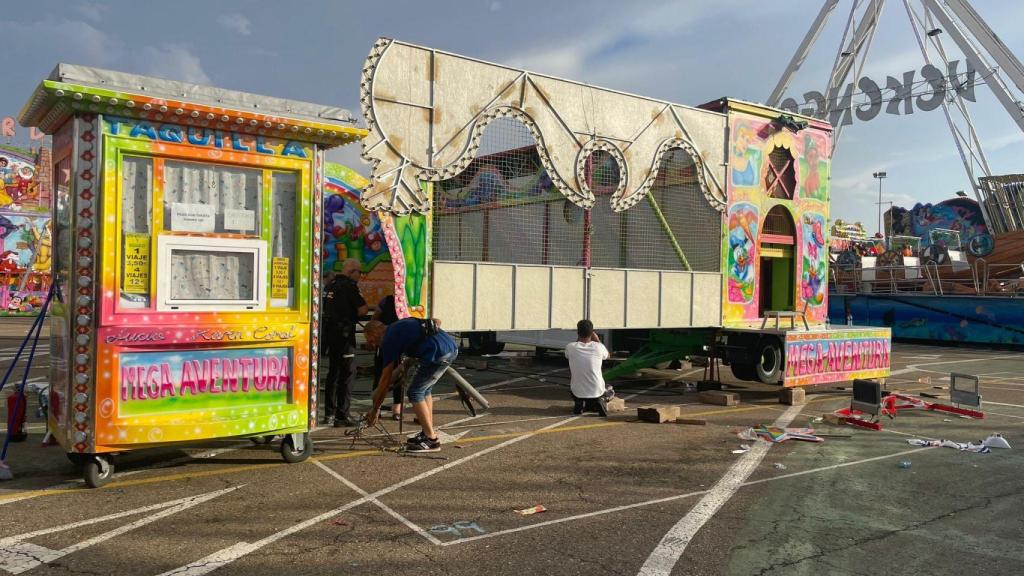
[730,126,760,188]
[727,205,758,303]
[0,251,18,272]
[803,138,821,197]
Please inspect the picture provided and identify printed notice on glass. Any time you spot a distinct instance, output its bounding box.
[123,234,150,294]
[271,257,290,299]
[224,208,256,232]
[170,202,215,232]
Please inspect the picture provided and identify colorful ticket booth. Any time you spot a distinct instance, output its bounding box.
[19,64,366,486]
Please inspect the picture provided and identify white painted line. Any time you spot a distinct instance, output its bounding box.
[160,416,587,575]
[313,460,441,545]
[985,411,1024,420]
[636,403,804,576]
[161,381,666,575]
[983,400,1024,409]
[443,445,936,547]
[0,487,239,574]
[742,446,933,487]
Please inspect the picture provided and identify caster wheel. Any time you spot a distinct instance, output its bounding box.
[249,435,276,445]
[280,433,312,464]
[83,455,114,488]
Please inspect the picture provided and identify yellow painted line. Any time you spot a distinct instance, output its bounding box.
[0,423,622,501]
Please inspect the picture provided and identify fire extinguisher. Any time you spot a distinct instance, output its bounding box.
[5,392,27,443]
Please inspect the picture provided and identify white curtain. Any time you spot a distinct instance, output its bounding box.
[122,157,152,234]
[163,160,261,233]
[170,249,254,300]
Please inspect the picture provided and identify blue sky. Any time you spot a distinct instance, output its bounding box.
[1,0,1022,232]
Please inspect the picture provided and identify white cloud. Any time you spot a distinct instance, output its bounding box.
[217,13,252,36]
[0,17,116,66]
[138,44,212,85]
[76,2,108,23]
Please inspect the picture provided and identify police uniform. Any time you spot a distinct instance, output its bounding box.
[323,274,365,425]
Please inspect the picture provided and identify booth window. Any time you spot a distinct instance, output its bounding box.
[163,160,262,235]
[270,171,297,308]
[120,156,154,308]
[765,146,796,199]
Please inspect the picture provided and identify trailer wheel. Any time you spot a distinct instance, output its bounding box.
[731,362,757,382]
[755,338,783,384]
[83,455,114,488]
[280,433,313,463]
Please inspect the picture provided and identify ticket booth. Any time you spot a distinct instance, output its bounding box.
[19,64,366,486]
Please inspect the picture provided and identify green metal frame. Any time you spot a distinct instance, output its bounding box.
[602,330,709,382]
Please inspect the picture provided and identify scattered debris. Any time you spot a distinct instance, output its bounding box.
[772,463,787,470]
[330,519,350,527]
[638,405,680,423]
[731,445,751,454]
[920,392,941,399]
[823,413,846,426]
[918,376,932,385]
[899,460,912,469]
[514,505,547,515]
[741,425,824,443]
[983,434,1012,449]
[907,434,1011,454]
[674,418,707,426]
[699,391,739,406]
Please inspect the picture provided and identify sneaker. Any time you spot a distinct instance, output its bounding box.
[406,431,427,445]
[406,435,441,453]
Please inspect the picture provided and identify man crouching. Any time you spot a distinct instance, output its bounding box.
[364,317,458,452]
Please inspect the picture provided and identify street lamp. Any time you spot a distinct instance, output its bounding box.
[873,171,887,236]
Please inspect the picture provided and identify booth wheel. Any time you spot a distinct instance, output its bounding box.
[280,433,313,464]
[83,455,114,488]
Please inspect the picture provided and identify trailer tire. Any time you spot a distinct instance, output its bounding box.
[755,338,783,384]
[83,455,114,488]
[280,433,313,463]
[731,362,757,382]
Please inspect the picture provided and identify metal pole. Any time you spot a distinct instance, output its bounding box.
[873,171,886,236]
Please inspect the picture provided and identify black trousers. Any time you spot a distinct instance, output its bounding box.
[373,348,404,407]
[324,323,356,420]
[571,393,608,417]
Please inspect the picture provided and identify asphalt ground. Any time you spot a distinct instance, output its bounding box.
[0,328,1021,576]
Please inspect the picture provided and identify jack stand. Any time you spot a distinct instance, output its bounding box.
[697,332,723,391]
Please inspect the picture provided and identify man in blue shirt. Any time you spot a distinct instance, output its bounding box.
[364,317,458,452]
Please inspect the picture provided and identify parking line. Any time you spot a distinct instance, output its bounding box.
[637,403,804,576]
[312,460,441,545]
[441,445,936,547]
[158,381,668,575]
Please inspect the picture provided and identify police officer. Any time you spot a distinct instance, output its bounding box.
[323,259,367,427]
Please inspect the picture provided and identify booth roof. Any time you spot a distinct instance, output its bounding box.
[18,63,366,148]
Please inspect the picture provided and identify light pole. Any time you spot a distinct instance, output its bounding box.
[873,171,887,237]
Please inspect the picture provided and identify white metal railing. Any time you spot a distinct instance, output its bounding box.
[830,259,1024,297]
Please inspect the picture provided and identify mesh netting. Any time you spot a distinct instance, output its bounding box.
[432,119,721,272]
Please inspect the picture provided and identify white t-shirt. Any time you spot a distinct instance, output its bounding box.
[565,340,610,399]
